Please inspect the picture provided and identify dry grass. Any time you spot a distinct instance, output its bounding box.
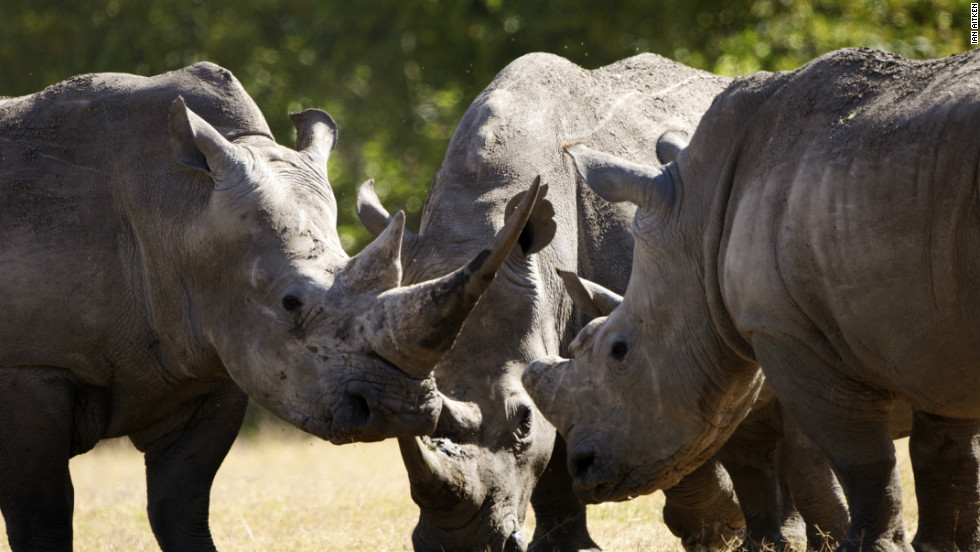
[0,428,916,552]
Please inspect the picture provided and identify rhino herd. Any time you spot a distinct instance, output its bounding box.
[1,47,977,552]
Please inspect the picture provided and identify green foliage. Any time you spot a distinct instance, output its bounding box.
[2,0,973,252]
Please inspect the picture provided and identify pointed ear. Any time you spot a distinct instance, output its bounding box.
[656,130,689,165]
[290,109,337,164]
[343,211,405,291]
[357,179,394,237]
[504,176,556,256]
[356,179,424,262]
[556,268,623,320]
[169,96,239,176]
[563,142,674,214]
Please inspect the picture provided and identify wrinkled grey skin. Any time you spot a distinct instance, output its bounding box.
[524,48,980,552]
[358,52,729,551]
[0,63,538,551]
[559,269,813,551]
[564,270,918,551]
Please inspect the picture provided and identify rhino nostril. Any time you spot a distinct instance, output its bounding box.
[570,450,596,481]
[345,390,371,427]
[504,529,528,552]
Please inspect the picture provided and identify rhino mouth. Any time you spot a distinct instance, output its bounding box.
[568,435,686,504]
[303,353,443,444]
[412,517,527,552]
[329,376,441,444]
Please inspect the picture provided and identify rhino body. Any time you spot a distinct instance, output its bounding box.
[525,48,980,552]
[0,63,534,551]
[359,52,743,551]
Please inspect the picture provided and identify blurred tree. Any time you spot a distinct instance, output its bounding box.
[1,0,972,254]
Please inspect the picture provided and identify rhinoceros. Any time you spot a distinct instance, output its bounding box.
[358,52,745,551]
[524,47,980,552]
[0,62,539,551]
[559,268,917,549]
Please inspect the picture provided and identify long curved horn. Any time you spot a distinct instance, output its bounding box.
[370,177,544,377]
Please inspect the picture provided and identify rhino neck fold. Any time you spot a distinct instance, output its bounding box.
[691,142,756,363]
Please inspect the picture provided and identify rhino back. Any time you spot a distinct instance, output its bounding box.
[414,52,728,293]
[714,48,980,415]
[0,63,269,388]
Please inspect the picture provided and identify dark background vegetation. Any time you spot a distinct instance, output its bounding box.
[2,1,972,431]
[3,0,972,252]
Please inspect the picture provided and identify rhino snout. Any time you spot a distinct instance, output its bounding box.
[568,442,623,504]
[329,379,441,444]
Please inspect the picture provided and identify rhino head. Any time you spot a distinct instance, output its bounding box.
[357,180,561,551]
[522,143,764,503]
[167,97,542,444]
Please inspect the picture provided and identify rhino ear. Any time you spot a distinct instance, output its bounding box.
[556,268,623,320]
[563,142,674,214]
[504,176,556,256]
[656,130,690,165]
[290,109,337,164]
[357,179,395,237]
[356,179,424,262]
[169,96,240,177]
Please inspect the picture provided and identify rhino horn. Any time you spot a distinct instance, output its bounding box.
[370,177,545,378]
[556,268,623,320]
[398,436,464,502]
[398,398,479,494]
[563,142,674,214]
[343,210,405,291]
[289,109,337,163]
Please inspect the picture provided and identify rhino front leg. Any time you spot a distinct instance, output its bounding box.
[529,433,600,552]
[753,333,912,552]
[908,412,980,552]
[0,369,77,552]
[778,413,849,548]
[714,399,788,550]
[662,458,745,552]
[132,381,248,552]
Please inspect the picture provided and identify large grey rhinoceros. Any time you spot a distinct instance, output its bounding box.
[358,52,733,551]
[524,47,980,552]
[559,268,916,550]
[0,63,539,551]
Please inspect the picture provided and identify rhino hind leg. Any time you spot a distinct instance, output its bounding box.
[0,369,78,551]
[132,381,248,552]
[908,412,980,552]
[528,434,600,552]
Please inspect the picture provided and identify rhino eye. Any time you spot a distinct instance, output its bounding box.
[509,403,534,445]
[282,294,303,312]
[516,405,533,437]
[610,339,629,361]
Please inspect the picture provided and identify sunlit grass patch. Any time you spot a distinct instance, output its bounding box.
[0,428,916,551]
